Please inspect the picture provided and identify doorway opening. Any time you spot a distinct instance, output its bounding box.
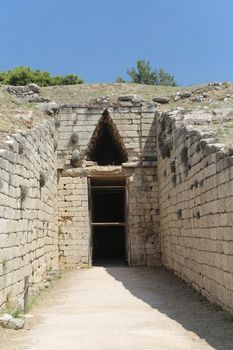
[86,110,128,165]
[89,177,128,265]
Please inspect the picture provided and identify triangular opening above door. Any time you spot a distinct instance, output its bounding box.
[86,110,128,165]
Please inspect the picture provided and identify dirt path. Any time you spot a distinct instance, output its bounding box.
[1,266,233,350]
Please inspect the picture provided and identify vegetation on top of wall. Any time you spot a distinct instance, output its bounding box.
[0,66,84,86]
[170,160,176,173]
[39,172,46,189]
[176,209,182,220]
[171,174,177,187]
[1,258,8,271]
[158,128,174,159]
[69,132,79,148]
[180,146,189,167]
[54,118,61,129]
[158,113,176,159]
[20,185,28,209]
[159,138,173,159]
[70,150,81,167]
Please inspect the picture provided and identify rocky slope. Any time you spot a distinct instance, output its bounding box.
[1,82,233,145]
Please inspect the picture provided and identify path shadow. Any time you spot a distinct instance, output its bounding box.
[105,265,233,350]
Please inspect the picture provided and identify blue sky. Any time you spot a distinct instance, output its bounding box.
[0,0,233,86]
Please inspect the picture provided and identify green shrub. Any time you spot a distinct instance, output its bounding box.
[0,66,84,86]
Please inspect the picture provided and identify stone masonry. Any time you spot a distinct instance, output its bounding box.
[57,101,160,268]
[157,110,233,312]
[1,94,233,314]
[0,121,58,309]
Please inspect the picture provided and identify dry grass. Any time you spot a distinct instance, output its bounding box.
[0,86,49,144]
[213,122,233,145]
[40,83,180,104]
[1,82,233,145]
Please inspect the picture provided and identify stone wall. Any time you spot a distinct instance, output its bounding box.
[0,121,58,309]
[128,167,160,266]
[58,173,89,267]
[56,102,157,169]
[2,94,233,313]
[157,110,233,312]
[57,101,160,267]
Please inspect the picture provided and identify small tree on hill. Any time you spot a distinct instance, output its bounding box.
[127,60,158,85]
[115,76,126,83]
[116,59,177,86]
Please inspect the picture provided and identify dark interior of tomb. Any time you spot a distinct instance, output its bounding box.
[92,226,125,264]
[91,183,126,265]
[87,120,128,166]
[92,189,125,222]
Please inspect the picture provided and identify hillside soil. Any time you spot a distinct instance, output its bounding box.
[1,82,233,145]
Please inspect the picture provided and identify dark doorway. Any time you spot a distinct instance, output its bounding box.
[86,110,128,166]
[93,226,125,261]
[90,177,127,265]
